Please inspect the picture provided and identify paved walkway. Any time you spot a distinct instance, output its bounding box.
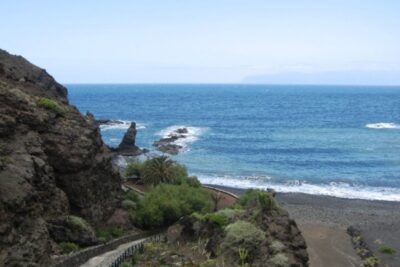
[80,237,148,267]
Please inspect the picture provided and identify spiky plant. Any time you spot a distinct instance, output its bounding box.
[141,156,176,186]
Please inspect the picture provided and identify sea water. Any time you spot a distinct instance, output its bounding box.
[67,84,400,201]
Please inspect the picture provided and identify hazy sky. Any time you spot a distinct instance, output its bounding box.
[1,0,400,84]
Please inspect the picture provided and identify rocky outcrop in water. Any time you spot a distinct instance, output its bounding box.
[116,122,143,155]
[153,127,188,155]
[0,49,121,266]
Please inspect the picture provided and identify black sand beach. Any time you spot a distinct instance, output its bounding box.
[209,185,400,267]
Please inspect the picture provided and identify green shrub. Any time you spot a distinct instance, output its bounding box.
[203,213,229,228]
[122,199,137,210]
[66,215,92,232]
[126,161,144,177]
[238,189,276,211]
[269,253,290,267]
[222,221,266,261]
[37,97,64,114]
[270,240,286,254]
[96,226,124,242]
[124,191,140,202]
[184,176,202,187]
[216,208,241,221]
[59,242,79,254]
[379,245,396,254]
[134,183,211,229]
[363,256,380,267]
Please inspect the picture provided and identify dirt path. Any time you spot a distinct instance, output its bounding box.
[299,223,361,267]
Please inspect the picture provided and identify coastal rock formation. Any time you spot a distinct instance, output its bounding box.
[0,49,121,265]
[153,127,188,154]
[116,122,142,155]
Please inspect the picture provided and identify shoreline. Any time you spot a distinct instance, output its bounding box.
[208,184,400,266]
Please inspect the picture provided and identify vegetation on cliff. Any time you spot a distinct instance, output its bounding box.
[120,188,308,267]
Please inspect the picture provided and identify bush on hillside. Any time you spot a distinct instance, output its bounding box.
[59,242,79,254]
[126,160,144,178]
[123,190,140,202]
[133,183,211,229]
[221,220,266,262]
[238,189,277,211]
[96,226,124,243]
[37,97,64,114]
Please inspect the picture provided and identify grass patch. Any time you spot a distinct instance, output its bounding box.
[37,97,64,114]
[59,242,79,254]
[96,226,125,243]
[378,245,396,255]
[123,190,140,202]
[363,256,380,267]
[66,215,92,232]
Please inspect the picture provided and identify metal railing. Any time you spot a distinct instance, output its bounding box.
[109,234,164,267]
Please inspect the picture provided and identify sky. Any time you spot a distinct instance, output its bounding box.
[1,0,400,84]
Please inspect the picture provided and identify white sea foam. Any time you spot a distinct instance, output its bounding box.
[157,125,208,150]
[197,175,400,201]
[365,122,400,129]
[112,155,128,168]
[99,120,146,131]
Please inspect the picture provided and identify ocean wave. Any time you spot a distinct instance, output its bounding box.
[197,175,400,201]
[157,125,208,149]
[99,120,146,131]
[365,122,400,129]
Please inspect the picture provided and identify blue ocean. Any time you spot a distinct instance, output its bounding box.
[67,84,400,201]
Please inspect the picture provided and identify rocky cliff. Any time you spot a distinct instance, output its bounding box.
[0,49,121,266]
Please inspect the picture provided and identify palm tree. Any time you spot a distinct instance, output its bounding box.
[141,156,176,186]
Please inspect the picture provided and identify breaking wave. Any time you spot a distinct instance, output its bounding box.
[99,120,146,131]
[365,122,400,129]
[198,175,400,201]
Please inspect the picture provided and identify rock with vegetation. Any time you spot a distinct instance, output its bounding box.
[48,215,98,246]
[0,49,121,266]
[163,189,309,267]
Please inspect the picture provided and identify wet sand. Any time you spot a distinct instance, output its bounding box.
[209,185,400,267]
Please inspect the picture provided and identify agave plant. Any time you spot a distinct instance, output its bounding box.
[141,156,177,186]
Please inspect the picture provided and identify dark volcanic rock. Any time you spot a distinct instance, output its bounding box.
[0,49,121,266]
[153,127,188,155]
[48,216,98,246]
[118,122,137,150]
[115,122,143,155]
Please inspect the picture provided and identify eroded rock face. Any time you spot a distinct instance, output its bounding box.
[0,49,121,266]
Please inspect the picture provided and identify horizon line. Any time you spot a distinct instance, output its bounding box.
[62,82,400,87]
